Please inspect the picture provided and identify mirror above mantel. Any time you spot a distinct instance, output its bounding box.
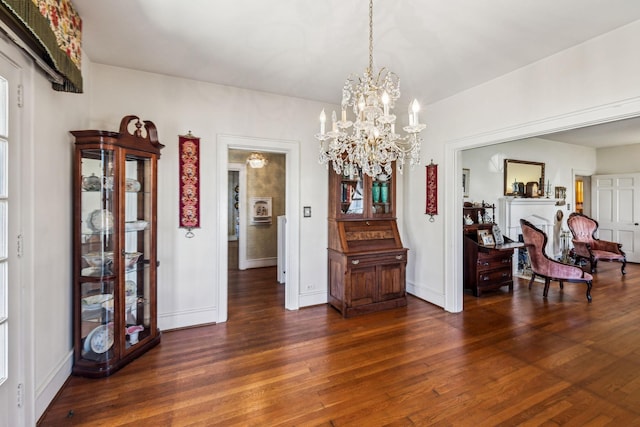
[503,159,545,197]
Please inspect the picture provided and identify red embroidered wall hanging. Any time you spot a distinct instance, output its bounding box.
[179,132,200,237]
[425,161,438,222]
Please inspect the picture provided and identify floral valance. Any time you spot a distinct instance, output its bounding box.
[0,0,82,93]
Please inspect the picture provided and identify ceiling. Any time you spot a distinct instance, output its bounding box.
[71,0,640,147]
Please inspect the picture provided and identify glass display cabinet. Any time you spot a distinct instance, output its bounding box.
[327,163,407,317]
[328,164,396,219]
[71,115,164,377]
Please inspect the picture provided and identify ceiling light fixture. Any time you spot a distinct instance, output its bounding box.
[246,152,268,168]
[315,0,425,177]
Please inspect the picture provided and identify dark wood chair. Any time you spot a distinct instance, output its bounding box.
[520,218,594,302]
[567,212,626,274]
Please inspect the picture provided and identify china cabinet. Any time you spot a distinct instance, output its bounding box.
[71,115,164,377]
[328,164,407,317]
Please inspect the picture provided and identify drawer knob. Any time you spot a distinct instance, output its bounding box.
[395,255,403,260]
[352,259,360,265]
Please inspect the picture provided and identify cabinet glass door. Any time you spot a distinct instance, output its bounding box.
[338,165,364,216]
[371,172,392,217]
[79,149,116,362]
[123,153,152,350]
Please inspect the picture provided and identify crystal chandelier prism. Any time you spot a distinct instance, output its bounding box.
[315,0,425,178]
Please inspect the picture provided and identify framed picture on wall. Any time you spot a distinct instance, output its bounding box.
[462,168,470,198]
[250,197,272,224]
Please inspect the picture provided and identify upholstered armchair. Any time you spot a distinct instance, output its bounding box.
[520,219,594,302]
[567,212,626,274]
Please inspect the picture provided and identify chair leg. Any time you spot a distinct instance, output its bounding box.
[590,256,597,273]
[559,280,564,290]
[543,278,550,297]
[621,258,627,275]
[528,274,536,290]
[586,280,592,302]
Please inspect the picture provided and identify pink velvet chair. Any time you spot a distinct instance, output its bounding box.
[520,219,594,302]
[567,212,626,275]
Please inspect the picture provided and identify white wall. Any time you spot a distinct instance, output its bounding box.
[461,137,596,219]
[88,64,334,329]
[596,143,640,174]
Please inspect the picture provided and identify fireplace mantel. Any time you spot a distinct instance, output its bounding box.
[498,197,562,257]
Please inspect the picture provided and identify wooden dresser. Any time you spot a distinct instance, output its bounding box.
[463,203,522,296]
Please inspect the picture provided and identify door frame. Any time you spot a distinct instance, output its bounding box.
[446,97,640,313]
[227,162,247,270]
[0,38,34,426]
[216,135,300,322]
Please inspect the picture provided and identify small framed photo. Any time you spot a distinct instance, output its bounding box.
[462,168,470,198]
[492,224,504,245]
[477,229,495,246]
[481,233,496,246]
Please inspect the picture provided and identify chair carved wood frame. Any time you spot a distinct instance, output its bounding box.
[567,212,627,275]
[520,219,594,302]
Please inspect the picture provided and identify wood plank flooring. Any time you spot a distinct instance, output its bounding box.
[39,262,640,426]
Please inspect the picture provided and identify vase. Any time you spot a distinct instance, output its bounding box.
[372,182,380,203]
[380,182,389,203]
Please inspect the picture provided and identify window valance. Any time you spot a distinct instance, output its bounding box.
[0,0,82,93]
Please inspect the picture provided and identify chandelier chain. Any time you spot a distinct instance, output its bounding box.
[368,0,374,74]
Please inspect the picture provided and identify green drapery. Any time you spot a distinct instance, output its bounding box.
[0,0,82,93]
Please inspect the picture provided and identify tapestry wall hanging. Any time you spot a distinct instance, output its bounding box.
[425,160,438,222]
[179,132,200,237]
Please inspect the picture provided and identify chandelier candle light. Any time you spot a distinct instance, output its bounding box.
[315,0,426,177]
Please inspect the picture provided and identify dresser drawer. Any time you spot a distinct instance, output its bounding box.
[476,253,512,272]
[477,268,512,286]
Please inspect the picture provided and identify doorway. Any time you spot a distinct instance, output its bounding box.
[216,135,301,322]
[574,174,591,216]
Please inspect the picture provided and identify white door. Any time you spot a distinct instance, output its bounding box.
[592,173,640,263]
[0,48,23,426]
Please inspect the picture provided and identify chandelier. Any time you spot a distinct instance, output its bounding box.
[315,0,425,178]
[246,152,268,168]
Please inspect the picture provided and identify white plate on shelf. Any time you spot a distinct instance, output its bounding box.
[88,209,114,233]
[81,294,112,311]
[125,178,141,192]
[125,280,136,296]
[84,323,114,354]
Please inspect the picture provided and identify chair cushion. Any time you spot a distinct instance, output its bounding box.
[591,249,625,261]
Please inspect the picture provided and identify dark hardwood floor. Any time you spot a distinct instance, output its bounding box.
[39,262,640,426]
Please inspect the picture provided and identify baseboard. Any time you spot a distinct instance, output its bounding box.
[36,350,73,420]
[242,257,277,269]
[158,306,218,330]
[406,280,445,308]
[299,290,327,308]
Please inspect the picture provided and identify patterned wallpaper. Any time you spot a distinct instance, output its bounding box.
[229,149,285,261]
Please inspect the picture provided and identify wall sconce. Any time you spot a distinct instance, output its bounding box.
[246,152,268,168]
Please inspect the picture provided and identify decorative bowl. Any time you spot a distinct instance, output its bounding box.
[82,174,101,191]
[125,178,141,192]
[124,252,143,270]
[125,220,148,232]
[82,251,114,268]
